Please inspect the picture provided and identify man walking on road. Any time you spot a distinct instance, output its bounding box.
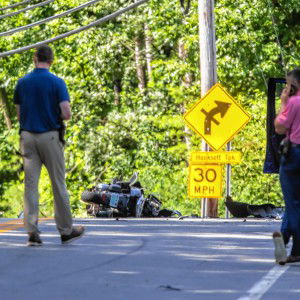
[14,45,84,246]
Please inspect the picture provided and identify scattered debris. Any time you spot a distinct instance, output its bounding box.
[159,285,182,291]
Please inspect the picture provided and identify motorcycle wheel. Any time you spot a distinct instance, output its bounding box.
[81,190,102,204]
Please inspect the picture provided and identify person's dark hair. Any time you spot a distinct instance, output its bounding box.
[35,45,54,64]
[287,68,300,84]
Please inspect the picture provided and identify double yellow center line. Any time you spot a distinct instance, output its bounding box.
[0,218,53,233]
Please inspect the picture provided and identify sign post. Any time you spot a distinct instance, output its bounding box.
[184,83,250,217]
[226,142,232,218]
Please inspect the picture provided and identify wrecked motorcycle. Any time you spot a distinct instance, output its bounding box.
[81,172,181,218]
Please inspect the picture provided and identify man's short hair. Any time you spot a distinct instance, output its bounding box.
[35,45,54,64]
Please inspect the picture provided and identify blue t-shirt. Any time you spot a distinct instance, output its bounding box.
[14,68,70,133]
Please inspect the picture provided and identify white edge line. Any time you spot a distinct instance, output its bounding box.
[237,264,290,300]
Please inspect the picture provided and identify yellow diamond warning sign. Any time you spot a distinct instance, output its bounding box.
[184,83,251,151]
[188,164,223,198]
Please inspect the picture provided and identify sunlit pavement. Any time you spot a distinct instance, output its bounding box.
[0,218,299,300]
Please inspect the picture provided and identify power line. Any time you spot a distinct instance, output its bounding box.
[0,0,102,37]
[0,0,54,20]
[0,0,35,12]
[0,0,149,59]
[266,0,287,75]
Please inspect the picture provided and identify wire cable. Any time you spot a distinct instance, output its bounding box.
[266,0,287,76]
[0,0,35,12]
[0,0,54,20]
[0,0,102,37]
[0,0,149,58]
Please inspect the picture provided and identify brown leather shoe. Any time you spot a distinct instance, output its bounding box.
[61,226,85,244]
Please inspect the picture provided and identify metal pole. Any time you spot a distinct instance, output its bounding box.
[201,198,206,218]
[225,142,231,218]
[200,141,209,218]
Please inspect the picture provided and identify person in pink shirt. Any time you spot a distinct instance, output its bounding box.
[273,68,300,264]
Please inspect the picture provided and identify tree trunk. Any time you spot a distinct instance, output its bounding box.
[135,32,146,93]
[178,37,193,151]
[144,23,153,82]
[178,39,193,88]
[178,1,193,151]
[0,88,12,130]
[113,78,122,106]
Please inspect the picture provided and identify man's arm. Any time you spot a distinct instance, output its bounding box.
[59,101,71,120]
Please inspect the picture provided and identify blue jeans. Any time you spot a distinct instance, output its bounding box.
[279,146,300,256]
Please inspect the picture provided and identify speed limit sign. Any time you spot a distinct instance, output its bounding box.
[188,164,223,198]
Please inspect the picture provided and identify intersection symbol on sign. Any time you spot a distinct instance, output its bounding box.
[200,101,231,135]
[183,83,251,150]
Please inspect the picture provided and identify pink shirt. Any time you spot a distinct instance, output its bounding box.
[276,91,300,144]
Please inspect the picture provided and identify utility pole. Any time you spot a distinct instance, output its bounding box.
[198,0,218,218]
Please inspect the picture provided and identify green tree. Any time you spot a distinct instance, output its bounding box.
[1,0,299,217]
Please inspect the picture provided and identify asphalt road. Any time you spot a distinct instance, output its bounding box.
[0,218,299,300]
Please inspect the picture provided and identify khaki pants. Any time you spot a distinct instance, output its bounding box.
[20,131,73,235]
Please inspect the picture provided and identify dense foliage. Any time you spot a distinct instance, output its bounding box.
[0,0,299,217]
